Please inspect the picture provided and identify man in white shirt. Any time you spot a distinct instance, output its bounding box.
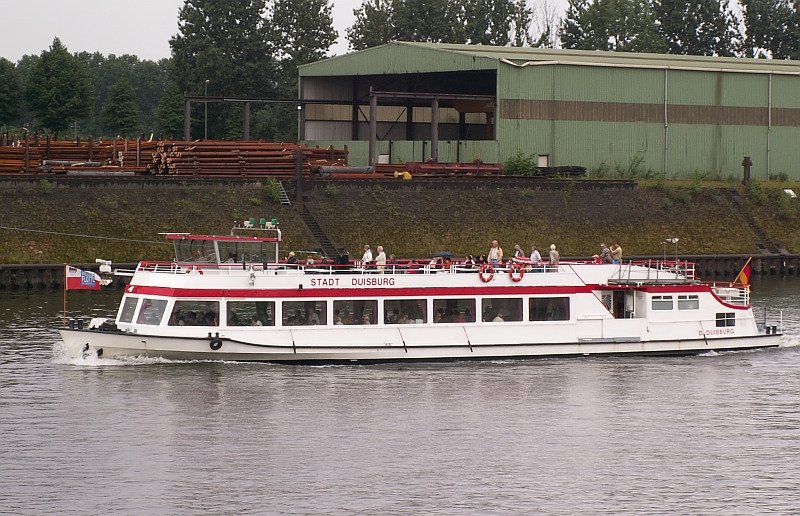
[362,244,373,266]
[530,245,542,270]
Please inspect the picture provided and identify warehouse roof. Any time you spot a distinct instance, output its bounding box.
[300,41,800,76]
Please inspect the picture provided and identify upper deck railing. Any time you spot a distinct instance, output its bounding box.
[129,258,697,282]
[608,259,697,285]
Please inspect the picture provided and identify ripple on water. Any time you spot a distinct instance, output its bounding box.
[1,283,800,514]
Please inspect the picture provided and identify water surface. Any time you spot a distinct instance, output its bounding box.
[1,278,799,514]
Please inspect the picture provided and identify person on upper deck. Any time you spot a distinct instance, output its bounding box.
[513,244,524,259]
[463,255,476,268]
[530,245,542,269]
[611,243,623,263]
[549,244,560,270]
[488,240,503,267]
[600,243,611,264]
[362,245,373,266]
[375,245,386,273]
[287,251,298,266]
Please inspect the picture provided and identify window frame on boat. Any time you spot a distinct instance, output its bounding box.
[529,296,571,322]
[651,295,674,311]
[118,296,139,323]
[716,312,736,327]
[282,300,327,326]
[167,300,220,327]
[333,299,378,325]
[383,299,428,325]
[226,300,275,327]
[432,298,477,323]
[677,294,699,310]
[135,298,169,326]
[481,297,524,322]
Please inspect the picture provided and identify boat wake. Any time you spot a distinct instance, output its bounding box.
[779,333,800,348]
[51,341,235,367]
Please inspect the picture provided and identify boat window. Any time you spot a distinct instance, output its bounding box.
[227,301,275,326]
[118,296,139,323]
[333,300,378,325]
[218,241,274,264]
[716,312,735,327]
[433,298,476,323]
[136,298,169,325]
[529,297,570,321]
[384,299,427,324]
[186,239,217,263]
[651,295,673,310]
[167,300,220,326]
[282,300,327,326]
[482,298,523,322]
[678,295,699,310]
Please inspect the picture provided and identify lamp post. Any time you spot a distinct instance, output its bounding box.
[204,79,209,140]
[663,238,679,264]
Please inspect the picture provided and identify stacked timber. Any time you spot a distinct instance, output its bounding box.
[145,141,348,178]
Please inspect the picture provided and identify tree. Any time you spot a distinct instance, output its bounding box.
[462,0,542,46]
[267,0,338,96]
[0,58,21,126]
[156,81,186,139]
[347,0,395,50]
[392,0,464,43]
[740,0,800,58]
[528,0,562,48]
[170,0,278,139]
[101,80,140,136]
[560,0,668,53]
[24,38,93,133]
[347,0,537,50]
[654,0,742,56]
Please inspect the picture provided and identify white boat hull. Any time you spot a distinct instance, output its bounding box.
[60,328,782,363]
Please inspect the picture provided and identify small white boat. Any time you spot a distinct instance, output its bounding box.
[59,222,783,363]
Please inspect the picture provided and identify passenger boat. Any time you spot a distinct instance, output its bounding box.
[59,221,783,363]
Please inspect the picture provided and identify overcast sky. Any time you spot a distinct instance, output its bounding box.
[0,0,361,63]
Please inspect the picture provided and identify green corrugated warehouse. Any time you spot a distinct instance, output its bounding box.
[299,42,800,179]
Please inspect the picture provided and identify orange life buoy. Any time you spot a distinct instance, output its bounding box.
[478,263,495,282]
[509,263,524,282]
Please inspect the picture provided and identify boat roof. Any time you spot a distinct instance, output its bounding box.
[162,233,279,243]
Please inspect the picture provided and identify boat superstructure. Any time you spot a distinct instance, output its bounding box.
[59,223,783,363]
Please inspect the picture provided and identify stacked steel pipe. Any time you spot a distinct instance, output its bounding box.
[146,141,348,178]
[0,138,347,177]
[0,137,156,174]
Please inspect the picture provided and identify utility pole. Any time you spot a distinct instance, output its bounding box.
[204,79,210,140]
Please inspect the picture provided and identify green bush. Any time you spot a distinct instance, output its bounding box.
[746,182,768,206]
[263,178,282,204]
[504,152,538,176]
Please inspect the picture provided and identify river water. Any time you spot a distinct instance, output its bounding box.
[1,277,799,514]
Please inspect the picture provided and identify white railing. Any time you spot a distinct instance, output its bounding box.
[611,259,696,284]
[132,261,570,277]
[710,284,750,307]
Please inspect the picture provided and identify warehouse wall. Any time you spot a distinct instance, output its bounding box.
[497,63,800,179]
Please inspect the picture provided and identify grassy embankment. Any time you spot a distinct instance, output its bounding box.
[0,180,313,264]
[1,179,798,264]
[310,180,800,258]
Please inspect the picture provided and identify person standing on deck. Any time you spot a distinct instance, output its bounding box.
[375,245,386,273]
[611,243,623,264]
[362,244,373,267]
[530,245,542,269]
[488,240,503,267]
[549,244,560,270]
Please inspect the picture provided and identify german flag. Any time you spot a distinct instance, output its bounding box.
[734,257,752,286]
